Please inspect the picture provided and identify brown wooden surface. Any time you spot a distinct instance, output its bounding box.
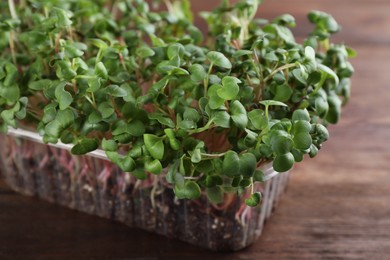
[1,0,390,259]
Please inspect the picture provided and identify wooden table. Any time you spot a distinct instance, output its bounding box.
[1,0,390,259]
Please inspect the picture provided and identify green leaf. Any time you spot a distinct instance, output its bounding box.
[315,124,329,141]
[95,62,108,80]
[318,64,339,85]
[191,149,202,163]
[309,144,319,158]
[305,46,316,63]
[29,79,51,91]
[245,192,262,207]
[98,102,115,119]
[315,96,329,118]
[211,111,230,128]
[273,152,295,172]
[136,46,155,58]
[0,84,20,103]
[189,64,206,82]
[144,134,164,160]
[274,14,296,27]
[239,153,257,177]
[248,109,267,130]
[253,170,265,182]
[259,100,288,107]
[222,151,240,177]
[102,138,117,152]
[207,84,224,109]
[230,100,248,129]
[233,50,253,58]
[183,107,200,122]
[74,57,89,71]
[145,158,163,175]
[206,186,223,204]
[326,94,342,124]
[64,45,84,58]
[117,156,136,172]
[71,138,99,155]
[44,120,62,137]
[274,84,293,102]
[56,109,74,127]
[206,51,232,69]
[55,82,73,110]
[149,34,166,47]
[53,7,72,27]
[15,97,28,119]
[217,76,241,100]
[167,43,185,59]
[166,160,180,184]
[3,62,18,87]
[293,132,312,150]
[106,85,127,97]
[175,181,201,199]
[271,135,293,155]
[293,120,312,134]
[292,109,310,122]
[112,120,145,137]
[90,38,109,49]
[291,148,304,162]
[87,78,101,92]
[149,113,175,128]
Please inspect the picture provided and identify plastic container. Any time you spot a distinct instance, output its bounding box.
[0,128,290,251]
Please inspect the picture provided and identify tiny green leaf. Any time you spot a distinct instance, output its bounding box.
[191,149,202,163]
[239,153,257,177]
[106,85,127,97]
[144,134,164,160]
[273,152,295,172]
[95,62,108,80]
[206,51,232,69]
[189,64,206,82]
[222,151,240,177]
[293,132,312,150]
[117,156,136,172]
[55,82,73,110]
[206,186,223,204]
[245,192,262,207]
[71,138,99,155]
[217,76,241,100]
[29,79,51,91]
[259,100,288,107]
[145,158,163,175]
[230,100,248,129]
[136,46,155,58]
[102,138,117,152]
[292,109,310,122]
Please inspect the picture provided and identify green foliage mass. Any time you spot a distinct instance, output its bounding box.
[0,0,354,206]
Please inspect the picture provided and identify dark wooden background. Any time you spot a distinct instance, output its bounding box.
[1,0,390,259]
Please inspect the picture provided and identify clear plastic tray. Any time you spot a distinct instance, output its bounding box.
[0,129,289,251]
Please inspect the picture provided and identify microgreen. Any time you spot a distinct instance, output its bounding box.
[0,0,354,207]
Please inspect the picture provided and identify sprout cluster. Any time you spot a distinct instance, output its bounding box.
[0,0,354,206]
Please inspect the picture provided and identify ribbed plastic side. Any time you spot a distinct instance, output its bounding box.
[0,131,290,251]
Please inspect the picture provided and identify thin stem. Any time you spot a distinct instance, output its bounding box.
[9,31,17,65]
[8,0,18,20]
[188,119,214,134]
[200,152,228,158]
[263,63,298,82]
[250,177,254,194]
[203,63,213,97]
[8,0,18,66]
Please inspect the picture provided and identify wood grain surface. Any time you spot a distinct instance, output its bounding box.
[1,0,390,259]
